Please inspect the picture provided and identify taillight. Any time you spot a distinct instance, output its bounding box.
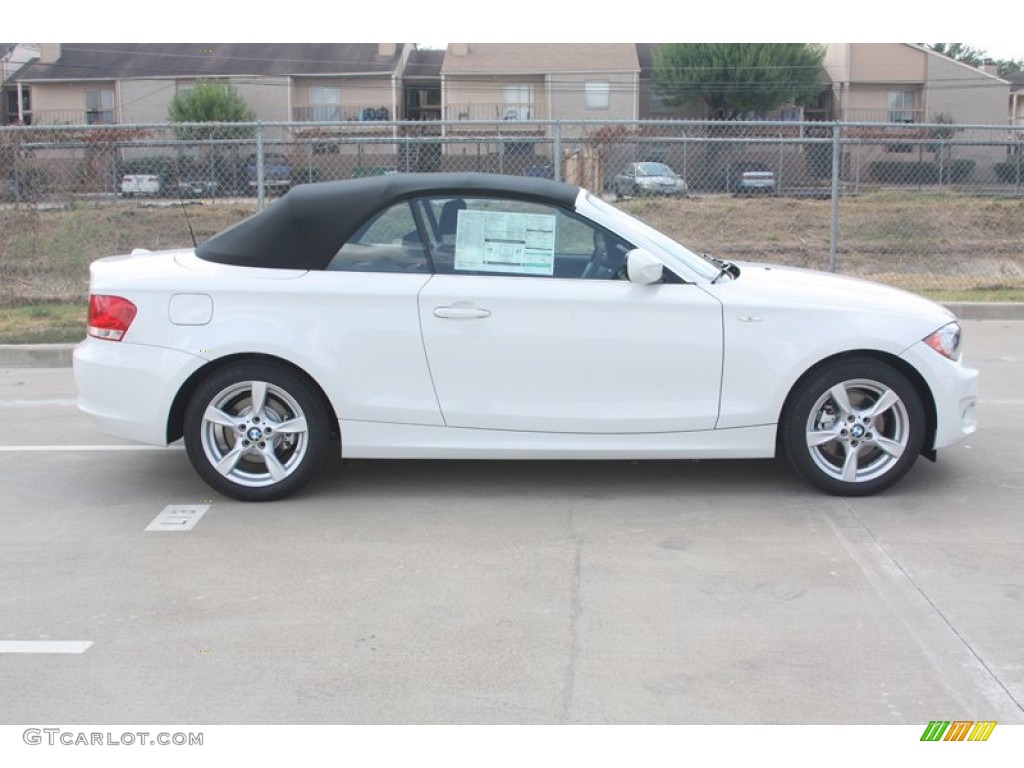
[87,294,137,341]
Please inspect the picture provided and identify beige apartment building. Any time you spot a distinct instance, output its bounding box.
[9,43,1015,129]
[15,43,409,126]
[824,43,1009,126]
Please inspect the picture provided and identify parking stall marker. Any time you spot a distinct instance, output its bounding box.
[146,504,210,531]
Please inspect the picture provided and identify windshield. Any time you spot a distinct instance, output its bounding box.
[581,192,721,281]
[636,162,674,177]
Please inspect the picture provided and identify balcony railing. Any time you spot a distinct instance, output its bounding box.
[19,109,117,126]
[841,107,925,124]
[291,105,394,123]
[445,103,539,122]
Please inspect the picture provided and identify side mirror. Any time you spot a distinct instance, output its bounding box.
[626,248,665,285]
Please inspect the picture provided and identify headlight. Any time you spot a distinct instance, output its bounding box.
[924,322,962,361]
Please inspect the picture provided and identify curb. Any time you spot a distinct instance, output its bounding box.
[940,302,1024,321]
[2,303,1023,369]
[0,343,75,369]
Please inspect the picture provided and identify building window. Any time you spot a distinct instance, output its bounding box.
[310,85,340,122]
[85,89,114,124]
[4,90,20,122]
[888,91,916,123]
[503,84,533,120]
[585,81,610,110]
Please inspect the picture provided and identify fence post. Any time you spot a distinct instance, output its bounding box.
[256,122,265,210]
[1016,148,1022,196]
[777,131,784,195]
[682,131,688,184]
[829,123,841,273]
[938,138,946,185]
[553,121,562,182]
[208,134,215,197]
[854,140,862,195]
[12,131,22,207]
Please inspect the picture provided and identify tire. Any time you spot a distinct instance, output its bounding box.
[183,362,331,501]
[781,359,925,496]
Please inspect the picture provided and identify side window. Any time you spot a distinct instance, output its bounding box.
[326,201,428,273]
[415,196,632,280]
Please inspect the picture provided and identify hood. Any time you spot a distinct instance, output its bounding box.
[729,261,957,325]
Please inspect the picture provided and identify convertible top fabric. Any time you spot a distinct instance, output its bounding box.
[195,173,581,270]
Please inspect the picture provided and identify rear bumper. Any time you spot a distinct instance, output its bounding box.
[73,338,205,445]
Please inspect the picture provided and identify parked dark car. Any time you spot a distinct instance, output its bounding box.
[247,153,294,195]
[1,169,51,202]
[176,177,220,198]
[523,164,555,179]
[726,164,777,195]
[1,175,17,201]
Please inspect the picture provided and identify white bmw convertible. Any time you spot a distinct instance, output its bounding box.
[74,173,978,501]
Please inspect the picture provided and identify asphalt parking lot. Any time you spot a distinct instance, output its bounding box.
[1,320,1022,725]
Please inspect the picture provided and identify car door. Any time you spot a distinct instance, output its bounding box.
[415,195,723,434]
[314,199,443,427]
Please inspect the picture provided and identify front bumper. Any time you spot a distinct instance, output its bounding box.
[638,183,687,196]
[900,340,979,450]
[74,338,206,445]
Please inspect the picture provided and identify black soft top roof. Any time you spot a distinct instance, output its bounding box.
[195,173,582,270]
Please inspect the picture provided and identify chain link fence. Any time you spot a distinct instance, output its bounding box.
[2,119,1023,299]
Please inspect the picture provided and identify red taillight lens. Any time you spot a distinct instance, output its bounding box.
[87,294,137,341]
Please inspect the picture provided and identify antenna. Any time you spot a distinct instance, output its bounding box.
[177,186,198,249]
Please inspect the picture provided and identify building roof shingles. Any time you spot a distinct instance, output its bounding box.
[17,43,405,81]
[441,44,639,75]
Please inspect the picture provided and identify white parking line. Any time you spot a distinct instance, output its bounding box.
[0,641,93,654]
[0,398,78,407]
[0,445,185,451]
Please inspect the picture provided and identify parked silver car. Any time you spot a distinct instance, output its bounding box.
[612,162,688,199]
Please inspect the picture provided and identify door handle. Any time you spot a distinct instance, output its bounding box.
[433,306,491,320]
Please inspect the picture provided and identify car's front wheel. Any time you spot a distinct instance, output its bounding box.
[183,362,331,501]
[781,359,925,496]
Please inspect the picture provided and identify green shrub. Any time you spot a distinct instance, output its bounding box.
[995,160,1023,184]
[868,161,938,185]
[945,159,975,183]
[868,159,975,185]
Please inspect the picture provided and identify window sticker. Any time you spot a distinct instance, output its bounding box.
[454,209,556,276]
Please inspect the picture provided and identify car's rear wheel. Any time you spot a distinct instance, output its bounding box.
[183,362,330,501]
[781,359,925,496]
